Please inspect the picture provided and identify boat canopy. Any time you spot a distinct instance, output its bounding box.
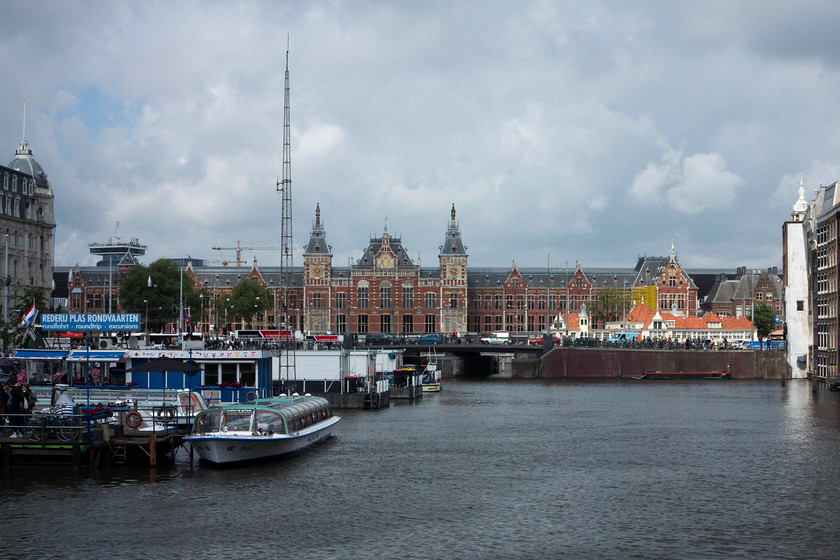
[191,396,333,437]
[67,350,127,362]
[14,350,68,360]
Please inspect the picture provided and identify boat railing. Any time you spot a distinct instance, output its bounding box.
[3,401,191,445]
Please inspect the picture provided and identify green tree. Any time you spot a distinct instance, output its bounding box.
[748,301,776,339]
[10,286,51,349]
[228,280,271,328]
[119,259,199,332]
[589,288,632,329]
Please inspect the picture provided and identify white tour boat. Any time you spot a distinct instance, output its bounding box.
[185,394,340,465]
[420,350,442,392]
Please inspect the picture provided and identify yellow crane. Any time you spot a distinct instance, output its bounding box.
[211,241,282,267]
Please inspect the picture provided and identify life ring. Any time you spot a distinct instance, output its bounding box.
[124,410,143,429]
[245,391,257,402]
[157,407,176,421]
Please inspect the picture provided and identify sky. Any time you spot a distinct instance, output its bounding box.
[2,1,840,273]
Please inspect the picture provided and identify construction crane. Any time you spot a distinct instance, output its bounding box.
[211,241,281,267]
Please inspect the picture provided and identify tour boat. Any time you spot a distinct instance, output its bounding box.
[184,394,340,465]
[420,350,442,392]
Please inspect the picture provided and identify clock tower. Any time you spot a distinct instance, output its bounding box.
[303,204,333,333]
[439,204,468,333]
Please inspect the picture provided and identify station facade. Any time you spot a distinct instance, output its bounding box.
[57,202,783,340]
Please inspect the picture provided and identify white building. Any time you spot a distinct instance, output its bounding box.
[782,181,810,378]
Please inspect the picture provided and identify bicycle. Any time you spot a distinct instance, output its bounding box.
[25,407,78,442]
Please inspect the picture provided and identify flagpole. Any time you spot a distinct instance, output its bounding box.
[179,266,183,349]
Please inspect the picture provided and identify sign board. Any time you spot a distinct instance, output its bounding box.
[40,313,141,332]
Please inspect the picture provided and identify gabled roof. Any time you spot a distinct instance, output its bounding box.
[625,303,655,324]
[355,230,417,270]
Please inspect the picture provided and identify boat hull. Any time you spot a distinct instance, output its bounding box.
[640,372,731,380]
[185,416,340,465]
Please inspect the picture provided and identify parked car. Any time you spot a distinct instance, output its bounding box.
[364,333,394,345]
[528,335,560,345]
[413,334,441,345]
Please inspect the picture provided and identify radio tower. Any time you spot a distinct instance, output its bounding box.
[277,35,296,391]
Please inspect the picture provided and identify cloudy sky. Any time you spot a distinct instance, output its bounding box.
[2,1,838,272]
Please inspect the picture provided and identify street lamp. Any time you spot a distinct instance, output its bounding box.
[144,299,148,332]
[623,280,628,330]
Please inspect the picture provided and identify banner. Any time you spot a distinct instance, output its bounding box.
[40,313,141,331]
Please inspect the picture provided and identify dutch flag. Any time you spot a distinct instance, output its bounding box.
[21,301,36,327]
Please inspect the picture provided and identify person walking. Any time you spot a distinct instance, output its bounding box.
[7,379,24,438]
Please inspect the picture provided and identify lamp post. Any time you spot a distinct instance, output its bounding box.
[144,299,148,332]
[3,234,7,352]
[623,279,628,330]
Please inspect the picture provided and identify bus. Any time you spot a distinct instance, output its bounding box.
[233,330,293,341]
[147,332,204,349]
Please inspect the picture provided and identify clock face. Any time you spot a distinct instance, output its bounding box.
[312,265,323,279]
[448,266,459,278]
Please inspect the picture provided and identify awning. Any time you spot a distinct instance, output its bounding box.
[13,350,68,360]
[66,350,127,362]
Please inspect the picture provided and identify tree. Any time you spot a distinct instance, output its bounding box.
[228,280,271,328]
[589,288,631,329]
[9,286,51,349]
[748,301,776,339]
[119,259,199,332]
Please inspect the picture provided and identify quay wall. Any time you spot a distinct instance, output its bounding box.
[538,348,787,379]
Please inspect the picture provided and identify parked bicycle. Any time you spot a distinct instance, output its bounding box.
[26,407,78,442]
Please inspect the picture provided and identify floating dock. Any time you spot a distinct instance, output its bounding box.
[637,371,731,380]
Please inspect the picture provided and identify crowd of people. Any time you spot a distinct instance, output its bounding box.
[0,376,38,438]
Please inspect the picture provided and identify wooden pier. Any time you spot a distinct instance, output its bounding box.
[1,419,190,469]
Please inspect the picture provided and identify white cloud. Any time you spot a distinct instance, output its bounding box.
[630,149,742,214]
[4,1,840,270]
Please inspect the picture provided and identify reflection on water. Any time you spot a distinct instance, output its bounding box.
[5,379,840,559]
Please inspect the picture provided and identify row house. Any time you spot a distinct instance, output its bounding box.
[465,249,699,336]
[700,267,783,320]
[610,302,754,343]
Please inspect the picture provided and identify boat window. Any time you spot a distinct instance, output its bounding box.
[254,410,286,435]
[223,411,252,432]
[193,409,222,434]
[221,363,238,384]
[239,363,256,387]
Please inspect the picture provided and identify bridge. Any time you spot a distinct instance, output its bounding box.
[366,342,545,377]
[356,341,788,380]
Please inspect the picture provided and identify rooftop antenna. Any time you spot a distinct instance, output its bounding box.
[276,33,296,389]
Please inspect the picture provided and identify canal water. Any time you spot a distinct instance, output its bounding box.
[5,378,840,559]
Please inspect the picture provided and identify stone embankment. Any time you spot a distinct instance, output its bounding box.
[528,348,788,379]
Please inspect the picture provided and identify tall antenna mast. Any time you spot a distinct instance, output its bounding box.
[276,34,296,390]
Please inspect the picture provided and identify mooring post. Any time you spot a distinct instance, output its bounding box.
[149,433,156,466]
